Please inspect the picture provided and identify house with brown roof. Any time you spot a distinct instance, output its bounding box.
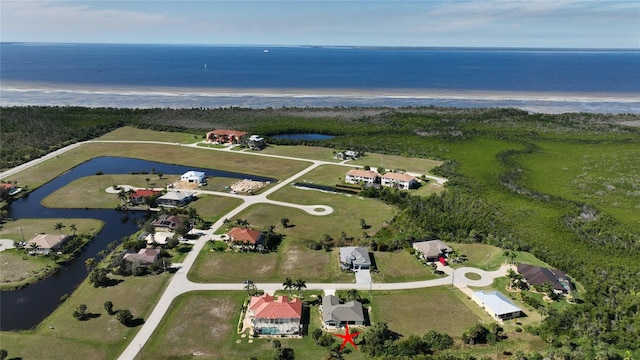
[248,294,302,336]
[206,129,248,144]
[228,227,265,251]
[412,240,452,262]
[130,189,160,205]
[381,172,419,189]
[27,234,69,255]
[517,264,573,294]
[123,248,161,266]
[0,182,21,196]
[151,214,186,232]
[345,169,380,186]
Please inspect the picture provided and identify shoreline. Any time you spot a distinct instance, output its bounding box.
[2,80,639,103]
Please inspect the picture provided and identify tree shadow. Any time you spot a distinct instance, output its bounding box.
[80,313,102,321]
[126,317,145,327]
[300,305,311,336]
[104,278,124,287]
[285,224,296,229]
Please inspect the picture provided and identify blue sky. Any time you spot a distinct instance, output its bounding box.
[1,1,638,48]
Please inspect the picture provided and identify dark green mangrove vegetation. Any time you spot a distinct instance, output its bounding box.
[2,105,640,358]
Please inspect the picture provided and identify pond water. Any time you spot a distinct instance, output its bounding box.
[270,133,335,141]
[1,156,272,330]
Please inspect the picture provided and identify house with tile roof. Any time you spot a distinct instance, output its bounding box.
[412,240,452,262]
[339,247,372,270]
[27,234,69,255]
[122,248,161,266]
[345,169,380,186]
[228,227,265,251]
[248,294,302,336]
[472,290,522,321]
[517,263,572,294]
[151,214,186,232]
[130,189,160,205]
[381,172,419,189]
[322,295,365,328]
[206,129,248,144]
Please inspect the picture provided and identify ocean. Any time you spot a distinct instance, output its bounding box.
[1,43,639,113]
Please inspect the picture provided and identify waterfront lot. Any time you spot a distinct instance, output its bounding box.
[95,126,200,143]
[0,273,170,360]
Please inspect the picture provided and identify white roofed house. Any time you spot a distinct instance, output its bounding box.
[180,171,206,185]
[472,291,522,321]
[345,169,380,186]
[381,172,419,189]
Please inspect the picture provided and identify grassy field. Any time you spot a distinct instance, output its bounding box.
[448,243,508,271]
[518,140,640,227]
[0,249,58,289]
[349,152,443,174]
[370,286,485,336]
[142,291,369,360]
[95,126,201,143]
[0,218,104,242]
[0,273,170,360]
[189,194,244,223]
[10,142,311,190]
[258,144,342,162]
[371,250,439,282]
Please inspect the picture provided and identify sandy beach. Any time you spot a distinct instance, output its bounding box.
[2,81,639,114]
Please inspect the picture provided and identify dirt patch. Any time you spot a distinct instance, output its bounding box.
[175,181,200,190]
[283,250,300,271]
[230,179,268,194]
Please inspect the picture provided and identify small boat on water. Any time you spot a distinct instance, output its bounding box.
[263,49,269,53]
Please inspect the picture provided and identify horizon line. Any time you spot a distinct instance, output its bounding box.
[2,41,638,52]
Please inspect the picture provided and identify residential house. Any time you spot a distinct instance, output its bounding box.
[339,247,372,270]
[151,214,185,232]
[412,240,452,262]
[345,169,380,186]
[145,232,174,246]
[322,295,365,328]
[248,135,266,150]
[27,234,69,255]
[180,171,206,185]
[130,189,160,205]
[156,191,193,207]
[0,182,21,196]
[248,294,302,336]
[335,150,362,160]
[228,227,265,251]
[123,248,161,265]
[472,291,522,321]
[206,129,248,144]
[381,172,419,189]
[517,264,572,294]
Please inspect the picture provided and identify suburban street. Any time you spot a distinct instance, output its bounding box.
[0,138,503,360]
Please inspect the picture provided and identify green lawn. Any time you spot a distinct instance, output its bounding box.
[96,126,201,143]
[142,291,368,360]
[371,250,439,282]
[370,286,485,336]
[0,218,104,242]
[349,152,443,174]
[0,249,58,289]
[0,273,170,360]
[188,194,244,223]
[259,144,343,162]
[449,243,508,271]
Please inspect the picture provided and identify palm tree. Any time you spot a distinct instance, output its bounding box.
[294,278,306,298]
[283,277,294,298]
[85,257,96,271]
[54,222,65,234]
[118,189,127,204]
[69,223,77,235]
[145,177,151,188]
[503,250,517,264]
[346,288,360,302]
[29,242,39,256]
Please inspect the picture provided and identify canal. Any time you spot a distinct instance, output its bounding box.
[1,156,271,330]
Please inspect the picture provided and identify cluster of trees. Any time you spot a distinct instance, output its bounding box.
[359,322,454,358]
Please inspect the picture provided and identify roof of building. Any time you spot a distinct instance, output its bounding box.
[322,295,365,324]
[28,234,69,250]
[473,290,522,316]
[132,189,160,198]
[228,227,264,244]
[517,263,567,291]
[249,294,302,320]
[145,232,174,245]
[181,170,206,178]
[123,248,160,265]
[412,240,452,258]
[1,183,16,190]
[382,172,418,182]
[346,169,380,179]
[210,129,248,137]
[339,247,371,267]
[158,191,192,201]
[151,215,183,228]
